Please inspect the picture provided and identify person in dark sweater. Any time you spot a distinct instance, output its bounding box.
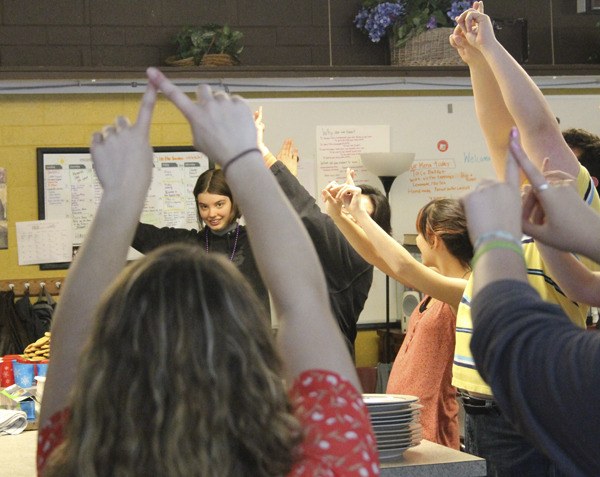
[256,112,391,356]
[132,168,271,316]
[462,128,600,477]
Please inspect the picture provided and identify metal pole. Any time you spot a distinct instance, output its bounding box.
[379,175,396,363]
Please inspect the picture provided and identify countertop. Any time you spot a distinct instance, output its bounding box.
[0,431,485,476]
[381,439,486,476]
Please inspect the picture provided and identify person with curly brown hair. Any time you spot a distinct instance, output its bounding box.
[37,69,380,477]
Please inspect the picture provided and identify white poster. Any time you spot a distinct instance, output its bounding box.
[16,219,73,265]
[316,125,390,194]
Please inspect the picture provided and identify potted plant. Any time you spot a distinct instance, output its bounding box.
[166,24,244,67]
[354,0,471,65]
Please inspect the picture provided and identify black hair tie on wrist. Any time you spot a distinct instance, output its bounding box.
[221,148,262,175]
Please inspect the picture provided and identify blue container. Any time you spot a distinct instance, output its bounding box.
[35,362,48,377]
[19,399,36,420]
[12,361,35,387]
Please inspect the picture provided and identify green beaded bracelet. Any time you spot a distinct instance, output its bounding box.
[471,239,524,269]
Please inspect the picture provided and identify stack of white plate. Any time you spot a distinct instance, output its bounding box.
[363,393,423,461]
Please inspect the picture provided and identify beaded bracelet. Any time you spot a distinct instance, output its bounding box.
[473,230,522,250]
[221,148,262,175]
[471,239,524,270]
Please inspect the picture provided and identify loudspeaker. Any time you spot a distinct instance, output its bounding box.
[401,290,421,333]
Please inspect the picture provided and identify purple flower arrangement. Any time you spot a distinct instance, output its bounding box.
[354,2,406,43]
[354,0,472,46]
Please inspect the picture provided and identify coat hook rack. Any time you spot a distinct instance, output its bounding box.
[0,278,65,296]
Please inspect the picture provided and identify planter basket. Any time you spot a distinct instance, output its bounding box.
[165,56,196,67]
[165,54,238,67]
[200,53,238,67]
[390,27,463,66]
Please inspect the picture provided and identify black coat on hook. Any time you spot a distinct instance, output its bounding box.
[0,290,29,355]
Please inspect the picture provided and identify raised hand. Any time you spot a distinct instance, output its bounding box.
[449,2,483,64]
[253,106,270,156]
[509,130,600,259]
[321,168,358,217]
[449,24,483,65]
[146,67,257,170]
[335,183,365,219]
[276,138,299,176]
[91,83,156,197]
[322,180,344,218]
[460,127,523,245]
[455,2,496,52]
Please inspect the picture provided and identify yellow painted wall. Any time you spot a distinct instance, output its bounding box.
[355,330,380,367]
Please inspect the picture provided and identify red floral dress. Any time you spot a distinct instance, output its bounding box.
[37,370,380,476]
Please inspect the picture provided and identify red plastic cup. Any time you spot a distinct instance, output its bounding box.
[1,354,21,387]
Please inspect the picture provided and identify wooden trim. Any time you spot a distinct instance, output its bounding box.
[1,64,600,81]
[0,278,63,297]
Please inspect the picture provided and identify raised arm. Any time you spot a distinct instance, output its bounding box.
[463,128,600,296]
[534,245,600,306]
[449,2,515,178]
[147,69,359,388]
[40,85,157,427]
[461,129,528,296]
[321,173,397,277]
[457,4,579,176]
[328,180,467,313]
[463,128,600,477]
[518,163,600,305]
[254,108,300,177]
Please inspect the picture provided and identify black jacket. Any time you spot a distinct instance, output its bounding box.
[132,222,270,315]
[270,161,374,354]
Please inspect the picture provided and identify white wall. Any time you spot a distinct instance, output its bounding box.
[247,92,600,324]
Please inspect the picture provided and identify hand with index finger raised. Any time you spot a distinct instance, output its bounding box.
[146,67,257,169]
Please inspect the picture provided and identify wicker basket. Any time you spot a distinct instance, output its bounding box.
[165,54,238,67]
[200,53,238,67]
[390,27,463,66]
[165,56,196,67]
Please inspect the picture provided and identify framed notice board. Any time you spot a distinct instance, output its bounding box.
[37,146,212,269]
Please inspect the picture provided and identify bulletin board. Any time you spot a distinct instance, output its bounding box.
[37,146,211,269]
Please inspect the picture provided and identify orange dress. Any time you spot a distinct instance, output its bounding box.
[386,296,459,449]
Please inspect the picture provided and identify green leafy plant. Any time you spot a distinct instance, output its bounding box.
[172,24,243,65]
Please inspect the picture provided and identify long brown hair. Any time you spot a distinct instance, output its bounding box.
[45,243,301,477]
[416,198,473,269]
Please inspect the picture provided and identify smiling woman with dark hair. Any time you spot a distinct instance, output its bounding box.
[132,167,270,316]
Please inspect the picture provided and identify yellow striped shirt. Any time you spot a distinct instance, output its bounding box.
[453,165,600,395]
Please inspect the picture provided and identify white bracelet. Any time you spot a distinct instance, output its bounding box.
[473,230,522,251]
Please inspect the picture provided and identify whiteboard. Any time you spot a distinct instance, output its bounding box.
[37,146,211,268]
[245,92,600,324]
